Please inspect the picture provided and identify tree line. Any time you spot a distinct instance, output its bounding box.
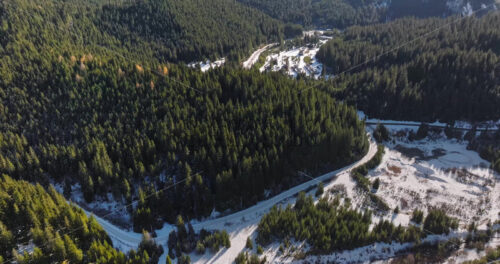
[468,129,500,173]
[257,192,459,254]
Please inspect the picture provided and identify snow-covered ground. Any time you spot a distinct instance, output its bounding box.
[259,32,332,79]
[53,182,133,230]
[240,30,333,79]
[187,58,225,72]
[257,124,499,264]
[371,135,497,226]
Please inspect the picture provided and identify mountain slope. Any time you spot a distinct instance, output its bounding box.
[317,13,500,122]
[0,0,286,66]
[387,0,496,18]
[236,0,383,28]
[0,175,166,263]
[236,0,496,29]
[98,0,286,62]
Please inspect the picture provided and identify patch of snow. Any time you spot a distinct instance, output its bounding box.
[463,2,474,16]
[17,240,35,256]
[445,236,500,263]
[265,233,461,264]
[370,138,497,225]
[53,183,133,230]
[188,58,226,72]
[447,0,465,13]
[209,208,221,219]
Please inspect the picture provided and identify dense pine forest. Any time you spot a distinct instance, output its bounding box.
[1,0,499,262]
[0,0,368,233]
[386,0,495,18]
[0,0,288,66]
[97,0,288,62]
[236,0,383,29]
[317,13,500,122]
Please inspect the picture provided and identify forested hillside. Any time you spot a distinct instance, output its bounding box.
[0,0,368,232]
[236,0,383,29]
[387,0,495,18]
[98,0,286,62]
[0,0,287,66]
[317,13,500,122]
[236,0,496,29]
[0,175,164,263]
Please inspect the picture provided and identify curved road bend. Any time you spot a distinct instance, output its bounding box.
[88,138,378,252]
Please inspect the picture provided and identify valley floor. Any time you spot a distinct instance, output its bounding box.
[69,118,499,264]
[84,138,378,263]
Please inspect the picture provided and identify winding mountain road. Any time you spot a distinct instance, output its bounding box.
[365,121,498,131]
[88,138,378,262]
[242,43,277,69]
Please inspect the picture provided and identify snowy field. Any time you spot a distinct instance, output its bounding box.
[256,30,332,79]
[372,135,498,226]
[256,125,499,264]
[187,58,225,72]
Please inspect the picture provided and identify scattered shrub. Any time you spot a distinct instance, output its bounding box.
[315,182,324,197]
[411,209,424,224]
[246,237,253,250]
[372,178,380,190]
[373,123,390,142]
[423,209,459,235]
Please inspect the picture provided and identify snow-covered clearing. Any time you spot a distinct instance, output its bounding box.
[258,124,499,264]
[367,125,499,264]
[239,30,333,79]
[371,135,497,226]
[187,58,226,72]
[259,32,332,79]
